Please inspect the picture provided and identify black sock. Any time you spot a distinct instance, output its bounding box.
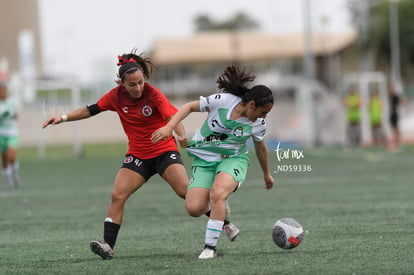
[204,244,216,251]
[104,221,120,249]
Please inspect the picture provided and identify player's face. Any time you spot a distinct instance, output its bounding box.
[122,70,145,99]
[247,102,273,121]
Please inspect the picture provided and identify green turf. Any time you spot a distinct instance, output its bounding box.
[1,143,413,274]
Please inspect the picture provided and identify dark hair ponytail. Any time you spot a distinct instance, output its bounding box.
[216,65,256,97]
[116,48,155,82]
[216,65,273,107]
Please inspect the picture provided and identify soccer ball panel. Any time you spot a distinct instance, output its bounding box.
[272,218,304,249]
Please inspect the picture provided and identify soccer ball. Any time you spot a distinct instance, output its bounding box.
[272,218,304,249]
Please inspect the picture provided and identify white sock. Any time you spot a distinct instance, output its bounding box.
[11,162,19,173]
[2,167,13,188]
[11,162,20,187]
[205,219,224,248]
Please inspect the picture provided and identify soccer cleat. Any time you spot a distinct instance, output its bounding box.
[198,247,217,259]
[90,240,114,260]
[223,223,240,241]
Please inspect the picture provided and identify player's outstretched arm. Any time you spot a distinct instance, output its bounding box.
[254,140,274,190]
[42,106,92,128]
[151,101,199,143]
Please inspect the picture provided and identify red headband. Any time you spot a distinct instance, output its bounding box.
[117,56,136,66]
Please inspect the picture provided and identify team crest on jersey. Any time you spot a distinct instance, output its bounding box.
[233,126,244,137]
[123,156,134,163]
[142,105,152,116]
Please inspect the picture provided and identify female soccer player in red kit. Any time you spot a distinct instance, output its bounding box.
[42,49,239,260]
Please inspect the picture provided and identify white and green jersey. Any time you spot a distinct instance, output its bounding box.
[0,99,18,137]
[187,93,267,162]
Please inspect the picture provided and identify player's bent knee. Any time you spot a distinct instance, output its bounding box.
[209,190,227,204]
[185,205,205,217]
[111,190,128,203]
[186,210,204,217]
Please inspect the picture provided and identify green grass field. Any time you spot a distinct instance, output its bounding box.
[1,143,413,274]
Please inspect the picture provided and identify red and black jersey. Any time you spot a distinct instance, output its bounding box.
[97,82,178,159]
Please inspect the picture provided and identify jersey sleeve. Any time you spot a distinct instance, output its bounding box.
[199,95,210,112]
[252,119,267,142]
[199,93,224,112]
[97,88,117,111]
[148,84,177,120]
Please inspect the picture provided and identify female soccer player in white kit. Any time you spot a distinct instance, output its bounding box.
[152,65,275,259]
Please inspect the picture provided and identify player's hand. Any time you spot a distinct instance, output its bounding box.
[42,117,63,128]
[151,126,172,143]
[264,173,274,190]
[177,136,188,148]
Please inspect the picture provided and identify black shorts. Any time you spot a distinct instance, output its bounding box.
[121,151,184,181]
[390,113,399,127]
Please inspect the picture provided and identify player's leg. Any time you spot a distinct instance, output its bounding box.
[184,164,215,217]
[1,150,13,188]
[107,167,147,224]
[199,172,237,259]
[161,163,188,199]
[161,156,231,220]
[159,151,233,220]
[91,155,150,260]
[184,165,242,242]
[157,151,188,198]
[199,156,247,259]
[185,187,210,217]
[185,164,219,259]
[372,124,385,146]
[394,120,400,145]
[6,140,20,187]
[159,151,235,222]
[210,172,240,222]
[91,168,146,259]
[160,153,214,218]
[0,137,12,188]
[347,123,353,146]
[349,123,360,147]
[184,164,231,218]
[355,123,361,146]
[218,157,246,241]
[199,172,238,259]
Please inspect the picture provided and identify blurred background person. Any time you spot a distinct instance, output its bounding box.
[0,82,21,188]
[343,89,361,147]
[388,85,402,151]
[369,90,385,147]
